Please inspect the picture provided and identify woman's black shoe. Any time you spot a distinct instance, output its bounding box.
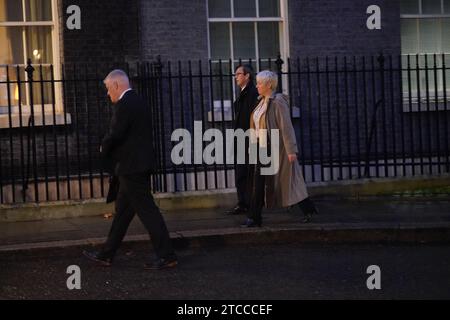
[302,208,318,223]
[302,213,312,223]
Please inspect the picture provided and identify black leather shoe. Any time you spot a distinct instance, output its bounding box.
[144,256,178,270]
[82,250,112,267]
[240,218,261,228]
[302,208,318,223]
[302,213,312,223]
[226,205,248,215]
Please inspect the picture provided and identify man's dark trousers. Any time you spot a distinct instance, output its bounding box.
[235,143,252,209]
[101,172,174,260]
[235,163,249,209]
[233,82,259,209]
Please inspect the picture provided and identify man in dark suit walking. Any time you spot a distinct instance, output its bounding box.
[83,69,177,270]
[226,64,259,215]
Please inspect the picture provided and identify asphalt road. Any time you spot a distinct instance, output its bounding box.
[1,242,450,300]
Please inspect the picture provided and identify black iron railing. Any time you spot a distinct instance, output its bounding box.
[0,54,449,204]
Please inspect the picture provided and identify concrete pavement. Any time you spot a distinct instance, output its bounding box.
[0,197,450,252]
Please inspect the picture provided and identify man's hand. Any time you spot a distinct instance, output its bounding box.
[288,153,297,163]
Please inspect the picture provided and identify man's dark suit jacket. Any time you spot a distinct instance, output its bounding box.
[101,90,156,202]
[233,82,259,130]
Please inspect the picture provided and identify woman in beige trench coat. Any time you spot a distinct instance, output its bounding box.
[241,70,318,227]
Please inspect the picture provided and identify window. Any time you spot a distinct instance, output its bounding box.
[400,0,450,108]
[207,0,288,120]
[0,0,64,127]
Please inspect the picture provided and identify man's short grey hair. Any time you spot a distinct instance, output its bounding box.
[256,70,278,91]
[104,69,130,86]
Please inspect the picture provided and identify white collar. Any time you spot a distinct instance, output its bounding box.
[119,88,132,101]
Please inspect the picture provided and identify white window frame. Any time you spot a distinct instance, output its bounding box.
[0,0,68,128]
[401,0,450,18]
[206,0,290,121]
[400,0,450,112]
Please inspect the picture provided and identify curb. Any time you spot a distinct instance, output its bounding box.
[1,223,450,253]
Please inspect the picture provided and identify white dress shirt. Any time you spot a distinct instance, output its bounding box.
[118,88,132,101]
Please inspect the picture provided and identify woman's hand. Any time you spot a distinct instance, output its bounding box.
[288,153,297,163]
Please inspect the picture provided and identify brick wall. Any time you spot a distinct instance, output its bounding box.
[288,0,401,57]
[56,0,402,63]
[139,0,209,62]
[60,0,141,65]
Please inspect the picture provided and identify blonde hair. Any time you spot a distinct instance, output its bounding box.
[256,70,278,91]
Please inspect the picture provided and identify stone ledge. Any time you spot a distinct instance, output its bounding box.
[1,175,449,223]
[0,112,72,128]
